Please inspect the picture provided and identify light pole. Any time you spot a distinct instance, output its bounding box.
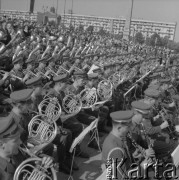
[63,0,67,24]
[128,0,134,42]
[70,0,74,27]
[56,0,59,17]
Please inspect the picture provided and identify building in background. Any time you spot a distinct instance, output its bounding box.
[62,14,177,41]
[0,10,177,41]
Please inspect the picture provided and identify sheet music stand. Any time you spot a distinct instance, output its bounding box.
[171,144,179,167]
[68,119,99,180]
[88,118,101,152]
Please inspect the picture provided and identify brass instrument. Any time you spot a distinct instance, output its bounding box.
[41,45,52,59]
[13,157,57,180]
[79,88,98,109]
[56,65,69,76]
[52,45,59,57]
[97,79,113,102]
[12,45,22,61]
[38,97,61,122]
[45,66,58,77]
[0,70,22,81]
[14,114,58,180]
[27,43,42,62]
[62,94,82,115]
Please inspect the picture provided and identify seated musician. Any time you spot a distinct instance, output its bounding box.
[131,100,178,160]
[102,110,155,180]
[26,76,79,174]
[46,74,90,159]
[80,72,111,132]
[10,57,26,90]
[0,112,54,180]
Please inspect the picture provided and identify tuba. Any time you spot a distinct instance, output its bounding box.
[62,94,82,115]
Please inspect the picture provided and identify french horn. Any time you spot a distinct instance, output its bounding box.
[97,79,113,101]
[14,114,58,180]
[13,157,57,180]
[28,114,57,145]
[62,94,82,115]
[38,97,61,122]
[79,88,98,109]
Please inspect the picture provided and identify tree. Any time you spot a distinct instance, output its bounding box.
[78,24,84,32]
[86,25,94,33]
[150,33,162,47]
[98,27,106,36]
[161,36,169,48]
[135,32,145,44]
[50,7,56,14]
[145,37,151,46]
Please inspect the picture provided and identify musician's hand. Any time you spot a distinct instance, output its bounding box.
[145,148,155,158]
[153,114,160,121]
[41,156,54,169]
[132,149,142,159]
[160,121,169,129]
[3,72,9,80]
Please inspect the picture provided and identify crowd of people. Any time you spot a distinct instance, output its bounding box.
[0,16,179,180]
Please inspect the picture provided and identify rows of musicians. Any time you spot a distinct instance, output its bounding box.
[0,17,178,180]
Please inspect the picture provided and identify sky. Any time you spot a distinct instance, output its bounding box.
[1,0,179,41]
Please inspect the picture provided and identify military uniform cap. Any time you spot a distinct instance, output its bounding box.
[144,88,160,98]
[63,56,70,61]
[0,116,21,139]
[160,78,170,84]
[149,73,160,79]
[148,84,160,90]
[74,55,81,59]
[13,56,24,64]
[25,76,42,87]
[172,95,179,101]
[53,74,68,82]
[131,101,151,114]
[110,110,133,123]
[155,67,163,73]
[10,89,33,103]
[73,71,87,77]
[88,73,98,79]
[85,54,92,58]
